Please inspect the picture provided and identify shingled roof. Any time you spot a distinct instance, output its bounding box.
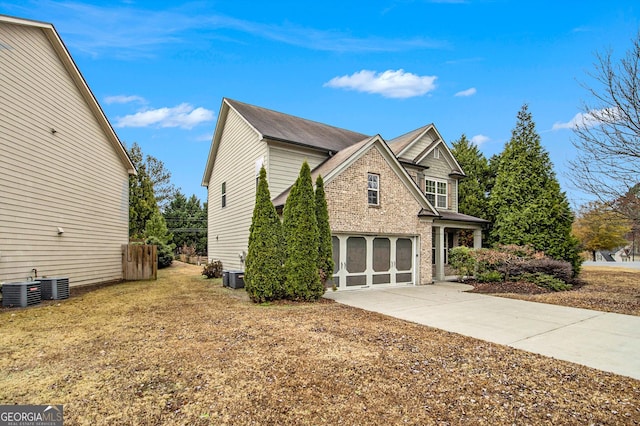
[387,124,432,156]
[271,136,375,207]
[226,98,370,152]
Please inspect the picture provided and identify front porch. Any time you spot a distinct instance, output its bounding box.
[432,213,488,281]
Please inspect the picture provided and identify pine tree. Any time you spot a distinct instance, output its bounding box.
[163,191,188,246]
[451,134,493,246]
[245,166,285,302]
[489,104,582,274]
[129,142,176,211]
[129,161,158,239]
[315,175,334,286]
[145,210,173,245]
[282,161,322,300]
[163,192,208,254]
[451,134,492,220]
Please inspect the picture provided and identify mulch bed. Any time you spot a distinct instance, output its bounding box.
[467,280,553,294]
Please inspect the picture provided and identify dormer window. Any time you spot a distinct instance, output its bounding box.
[426,178,447,209]
[368,173,379,206]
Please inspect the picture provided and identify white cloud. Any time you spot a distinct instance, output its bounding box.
[116,103,215,129]
[324,69,437,99]
[454,87,476,97]
[470,134,490,146]
[3,2,446,58]
[104,95,146,104]
[552,108,619,131]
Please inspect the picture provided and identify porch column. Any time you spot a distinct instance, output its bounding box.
[473,229,482,249]
[434,226,445,281]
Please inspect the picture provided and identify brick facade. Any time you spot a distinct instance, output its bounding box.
[324,146,433,284]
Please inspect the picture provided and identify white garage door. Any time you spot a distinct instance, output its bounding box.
[331,235,417,289]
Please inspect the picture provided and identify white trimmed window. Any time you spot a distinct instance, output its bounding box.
[221,182,227,208]
[368,173,379,206]
[425,178,447,209]
[433,147,440,159]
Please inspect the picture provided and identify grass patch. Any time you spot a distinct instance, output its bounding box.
[1,262,639,424]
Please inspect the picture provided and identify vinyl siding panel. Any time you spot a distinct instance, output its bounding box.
[207,108,266,270]
[0,23,129,287]
[402,132,436,160]
[267,142,328,198]
[422,156,458,212]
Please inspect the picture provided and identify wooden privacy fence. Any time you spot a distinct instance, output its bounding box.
[178,254,205,265]
[122,244,157,280]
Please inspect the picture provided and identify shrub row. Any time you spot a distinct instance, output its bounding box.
[507,258,573,283]
[242,163,333,303]
[449,244,574,291]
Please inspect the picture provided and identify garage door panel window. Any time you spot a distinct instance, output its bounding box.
[346,237,366,273]
[396,273,412,282]
[373,274,391,285]
[373,238,390,272]
[346,275,367,286]
[396,238,413,271]
[329,236,340,288]
[332,236,340,274]
[373,237,391,285]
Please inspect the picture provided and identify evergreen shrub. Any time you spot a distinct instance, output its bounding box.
[315,175,334,287]
[520,273,572,291]
[202,260,223,279]
[448,246,476,280]
[282,161,322,301]
[477,270,503,283]
[510,258,573,283]
[145,236,174,268]
[245,166,285,303]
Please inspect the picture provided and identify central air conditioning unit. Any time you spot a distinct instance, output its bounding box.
[228,271,245,289]
[38,277,70,300]
[1,281,41,308]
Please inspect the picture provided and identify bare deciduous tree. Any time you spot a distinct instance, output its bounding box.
[569,31,640,206]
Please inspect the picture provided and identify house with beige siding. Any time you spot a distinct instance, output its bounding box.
[202,98,487,289]
[0,15,135,288]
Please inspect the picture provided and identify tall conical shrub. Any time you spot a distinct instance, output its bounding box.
[282,161,322,300]
[245,166,285,302]
[315,175,334,287]
[489,104,581,275]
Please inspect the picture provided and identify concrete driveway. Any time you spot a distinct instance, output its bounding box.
[324,284,640,380]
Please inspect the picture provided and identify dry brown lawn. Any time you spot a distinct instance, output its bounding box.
[478,266,640,316]
[1,262,639,425]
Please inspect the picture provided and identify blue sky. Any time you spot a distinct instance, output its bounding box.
[2,1,639,207]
